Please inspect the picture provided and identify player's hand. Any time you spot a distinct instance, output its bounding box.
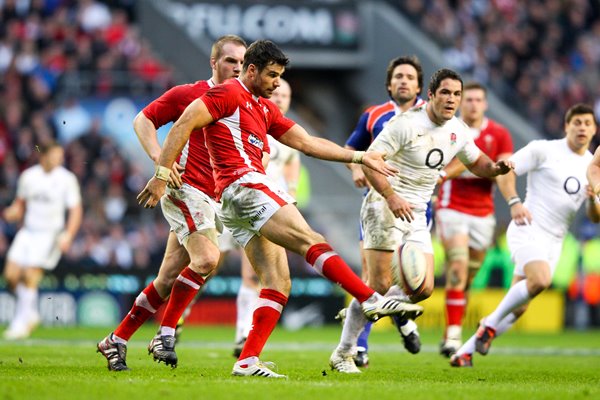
[137,177,167,208]
[57,231,73,253]
[168,162,185,189]
[350,164,370,188]
[386,193,415,222]
[510,202,532,226]
[2,205,21,222]
[362,151,398,177]
[495,159,514,175]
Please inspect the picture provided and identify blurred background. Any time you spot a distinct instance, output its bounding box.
[0,0,599,333]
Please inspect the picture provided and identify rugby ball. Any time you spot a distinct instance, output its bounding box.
[392,242,427,296]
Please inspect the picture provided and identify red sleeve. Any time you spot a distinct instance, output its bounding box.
[142,85,187,128]
[201,84,238,121]
[266,101,295,139]
[495,123,514,155]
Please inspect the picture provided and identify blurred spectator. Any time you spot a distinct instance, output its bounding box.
[0,0,172,272]
[395,0,600,141]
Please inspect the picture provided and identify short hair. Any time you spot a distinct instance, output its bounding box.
[386,55,423,96]
[243,40,289,72]
[38,141,61,154]
[428,68,463,95]
[463,81,487,95]
[211,35,247,60]
[565,103,597,124]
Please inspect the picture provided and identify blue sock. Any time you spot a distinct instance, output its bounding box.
[357,321,372,351]
[392,315,408,328]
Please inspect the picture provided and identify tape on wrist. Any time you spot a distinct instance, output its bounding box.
[507,196,521,207]
[155,165,171,182]
[352,151,365,164]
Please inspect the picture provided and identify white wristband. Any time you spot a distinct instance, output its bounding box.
[507,196,521,207]
[155,165,170,182]
[352,151,365,164]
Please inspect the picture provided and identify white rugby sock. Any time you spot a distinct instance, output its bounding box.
[236,283,259,342]
[337,299,368,354]
[485,280,530,329]
[495,312,518,336]
[456,334,476,356]
[9,284,29,329]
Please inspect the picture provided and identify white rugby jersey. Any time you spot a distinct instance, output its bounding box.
[16,165,81,232]
[266,135,300,190]
[368,105,481,212]
[512,138,592,238]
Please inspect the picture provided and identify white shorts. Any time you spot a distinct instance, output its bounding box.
[506,221,563,277]
[160,183,221,245]
[7,229,62,270]
[435,208,496,251]
[217,172,295,248]
[217,228,240,252]
[360,190,433,254]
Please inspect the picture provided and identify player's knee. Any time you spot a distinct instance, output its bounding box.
[369,276,392,295]
[528,275,551,296]
[411,281,433,302]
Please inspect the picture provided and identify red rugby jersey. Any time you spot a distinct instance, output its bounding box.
[437,118,513,216]
[200,78,295,197]
[142,79,216,197]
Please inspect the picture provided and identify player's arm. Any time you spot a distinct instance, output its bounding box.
[496,169,532,226]
[58,203,83,252]
[345,144,370,188]
[133,111,184,188]
[262,151,270,170]
[344,113,372,188]
[277,124,397,177]
[362,165,415,222]
[587,147,600,196]
[2,198,25,223]
[137,98,215,208]
[438,157,467,184]
[465,152,514,179]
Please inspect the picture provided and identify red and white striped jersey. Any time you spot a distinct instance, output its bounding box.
[201,78,295,198]
[142,79,216,197]
[437,118,513,217]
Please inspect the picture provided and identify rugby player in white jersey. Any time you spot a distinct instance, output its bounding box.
[3,142,82,339]
[329,68,514,373]
[233,78,301,356]
[451,103,600,367]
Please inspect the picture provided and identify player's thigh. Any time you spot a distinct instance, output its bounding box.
[467,214,496,251]
[3,259,22,285]
[244,234,290,294]
[260,203,323,256]
[364,249,394,294]
[22,267,44,288]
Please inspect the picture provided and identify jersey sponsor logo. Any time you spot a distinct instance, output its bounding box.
[425,148,444,169]
[246,101,253,110]
[563,176,581,195]
[450,132,456,145]
[248,134,264,150]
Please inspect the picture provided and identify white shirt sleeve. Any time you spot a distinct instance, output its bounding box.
[16,170,29,200]
[511,140,546,176]
[456,137,482,166]
[368,114,411,156]
[65,173,82,208]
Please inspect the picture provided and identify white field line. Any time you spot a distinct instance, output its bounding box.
[1,339,599,356]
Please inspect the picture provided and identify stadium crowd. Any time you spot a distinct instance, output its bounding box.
[0,0,173,270]
[396,0,600,142]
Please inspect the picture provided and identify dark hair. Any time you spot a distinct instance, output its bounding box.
[211,35,247,59]
[243,40,289,72]
[428,68,463,95]
[565,103,596,124]
[386,55,423,96]
[463,81,487,95]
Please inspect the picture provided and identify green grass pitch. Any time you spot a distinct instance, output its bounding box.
[1,325,599,400]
